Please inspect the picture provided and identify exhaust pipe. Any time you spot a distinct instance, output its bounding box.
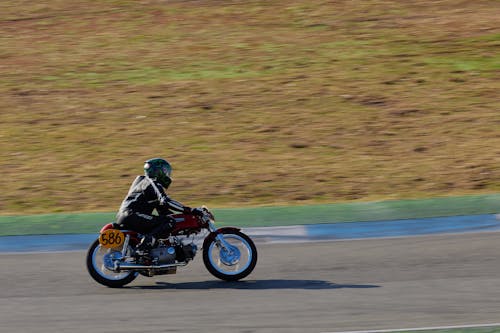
[114,261,188,271]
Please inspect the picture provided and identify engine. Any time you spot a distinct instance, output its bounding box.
[150,245,176,265]
[175,243,197,262]
[123,241,199,277]
[150,243,197,265]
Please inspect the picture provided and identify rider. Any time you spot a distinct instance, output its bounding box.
[116,157,203,251]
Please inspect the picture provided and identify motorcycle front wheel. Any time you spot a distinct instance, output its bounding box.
[86,239,138,288]
[203,229,257,281]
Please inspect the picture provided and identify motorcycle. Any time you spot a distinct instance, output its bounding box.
[86,207,257,288]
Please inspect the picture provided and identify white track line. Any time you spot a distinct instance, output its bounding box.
[323,322,500,333]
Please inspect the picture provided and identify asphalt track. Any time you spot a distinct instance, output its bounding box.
[1,231,500,333]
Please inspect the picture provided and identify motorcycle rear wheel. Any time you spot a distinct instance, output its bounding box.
[86,239,138,288]
[203,230,257,281]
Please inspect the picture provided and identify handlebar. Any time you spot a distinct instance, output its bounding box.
[199,206,216,231]
[196,205,212,219]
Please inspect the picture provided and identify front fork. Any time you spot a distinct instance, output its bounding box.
[206,222,242,266]
[207,220,233,251]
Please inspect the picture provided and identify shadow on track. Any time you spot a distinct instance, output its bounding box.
[127,279,380,290]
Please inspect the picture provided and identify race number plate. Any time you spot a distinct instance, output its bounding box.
[99,229,125,249]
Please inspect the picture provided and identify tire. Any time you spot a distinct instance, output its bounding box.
[203,229,257,281]
[86,239,138,288]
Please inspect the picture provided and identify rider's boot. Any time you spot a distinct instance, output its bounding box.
[137,234,156,253]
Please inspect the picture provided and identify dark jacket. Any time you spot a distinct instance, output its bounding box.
[117,175,188,217]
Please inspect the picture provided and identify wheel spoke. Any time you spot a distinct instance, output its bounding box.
[208,234,253,276]
[92,244,131,280]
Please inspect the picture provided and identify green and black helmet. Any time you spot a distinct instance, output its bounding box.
[144,158,173,189]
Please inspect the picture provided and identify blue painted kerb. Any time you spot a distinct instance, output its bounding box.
[305,214,500,240]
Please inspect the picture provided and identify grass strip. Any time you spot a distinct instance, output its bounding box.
[1,0,500,214]
[0,194,499,236]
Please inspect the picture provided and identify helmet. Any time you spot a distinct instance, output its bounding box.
[144,158,173,189]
